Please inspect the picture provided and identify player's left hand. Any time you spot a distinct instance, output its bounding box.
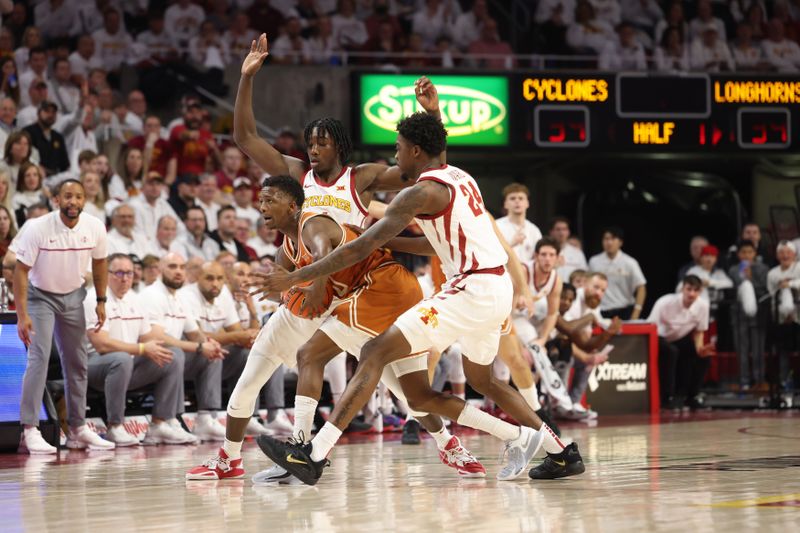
[415,76,440,114]
[248,262,297,298]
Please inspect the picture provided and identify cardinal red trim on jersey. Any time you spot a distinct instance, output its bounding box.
[534,269,553,292]
[415,176,455,221]
[457,224,467,272]
[312,165,349,188]
[349,167,369,217]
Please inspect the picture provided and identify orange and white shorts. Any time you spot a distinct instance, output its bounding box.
[321,262,427,377]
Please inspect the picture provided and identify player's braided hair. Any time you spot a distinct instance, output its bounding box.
[303,117,352,165]
[262,174,305,207]
[396,112,447,156]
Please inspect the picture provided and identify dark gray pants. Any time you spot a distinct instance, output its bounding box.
[88,349,184,424]
[183,347,223,412]
[21,285,89,428]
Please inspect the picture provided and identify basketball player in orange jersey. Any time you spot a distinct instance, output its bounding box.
[254,113,585,485]
[187,175,486,481]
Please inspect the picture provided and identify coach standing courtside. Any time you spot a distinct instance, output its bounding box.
[13,179,115,454]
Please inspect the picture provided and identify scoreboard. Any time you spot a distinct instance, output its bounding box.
[513,73,799,151]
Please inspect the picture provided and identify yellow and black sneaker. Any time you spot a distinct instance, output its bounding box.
[529,442,585,480]
[255,435,329,486]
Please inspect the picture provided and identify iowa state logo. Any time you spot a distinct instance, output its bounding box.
[417,306,439,328]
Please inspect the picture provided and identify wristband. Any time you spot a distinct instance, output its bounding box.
[197,342,203,355]
[138,343,144,356]
[634,304,642,310]
[96,296,107,303]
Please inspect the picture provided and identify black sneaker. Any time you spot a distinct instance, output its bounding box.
[255,435,329,486]
[401,419,421,445]
[528,442,585,480]
[344,418,373,434]
[535,408,561,437]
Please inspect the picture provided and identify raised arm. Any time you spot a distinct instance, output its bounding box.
[355,76,446,193]
[234,33,306,180]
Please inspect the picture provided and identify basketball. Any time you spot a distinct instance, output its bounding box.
[283,281,335,318]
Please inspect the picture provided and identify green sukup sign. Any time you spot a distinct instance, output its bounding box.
[359,74,509,146]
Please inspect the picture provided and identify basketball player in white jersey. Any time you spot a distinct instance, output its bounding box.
[254,113,585,484]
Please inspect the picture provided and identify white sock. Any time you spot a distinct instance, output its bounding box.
[454,391,465,400]
[223,438,242,460]
[293,395,318,443]
[456,404,520,442]
[540,423,566,454]
[310,422,342,462]
[429,423,453,450]
[518,386,542,411]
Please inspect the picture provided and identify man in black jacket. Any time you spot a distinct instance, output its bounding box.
[23,101,70,176]
[209,205,254,261]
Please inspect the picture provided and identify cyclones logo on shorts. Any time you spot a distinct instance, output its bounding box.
[417,306,439,328]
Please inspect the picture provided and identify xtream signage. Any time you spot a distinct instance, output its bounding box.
[358,74,509,146]
[584,334,652,415]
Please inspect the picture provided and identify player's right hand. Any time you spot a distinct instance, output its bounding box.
[17,313,34,347]
[242,33,269,77]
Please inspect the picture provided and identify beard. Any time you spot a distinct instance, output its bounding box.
[60,204,82,219]
[162,276,184,290]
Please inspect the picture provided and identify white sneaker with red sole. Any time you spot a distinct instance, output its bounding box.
[439,436,486,478]
[186,449,245,480]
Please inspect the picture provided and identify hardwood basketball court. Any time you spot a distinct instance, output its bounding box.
[1,411,797,532]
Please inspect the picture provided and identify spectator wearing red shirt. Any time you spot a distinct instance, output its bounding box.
[127,115,173,178]
[169,102,219,177]
[214,145,246,194]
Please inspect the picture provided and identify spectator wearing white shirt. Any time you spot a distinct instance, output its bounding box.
[732,22,766,71]
[677,235,709,281]
[589,0,621,27]
[308,15,340,65]
[562,272,611,406]
[107,204,154,259]
[136,13,179,65]
[248,217,278,260]
[761,18,800,72]
[18,47,51,108]
[76,0,107,35]
[271,17,312,65]
[689,0,727,41]
[84,252,191,446]
[232,177,261,229]
[690,23,735,72]
[549,216,587,282]
[50,59,80,115]
[129,172,183,243]
[177,261,267,436]
[648,275,713,409]
[588,226,647,320]
[411,0,453,49]
[13,180,113,454]
[654,26,690,72]
[176,205,221,261]
[567,0,616,54]
[69,35,103,84]
[165,0,207,51]
[189,20,231,70]
[493,183,542,263]
[331,0,369,51]
[34,0,79,43]
[142,252,227,441]
[197,173,222,232]
[225,11,259,63]
[683,245,733,312]
[598,22,647,70]
[14,27,43,75]
[452,0,491,50]
[151,215,185,258]
[767,240,800,388]
[621,0,662,31]
[91,8,133,73]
